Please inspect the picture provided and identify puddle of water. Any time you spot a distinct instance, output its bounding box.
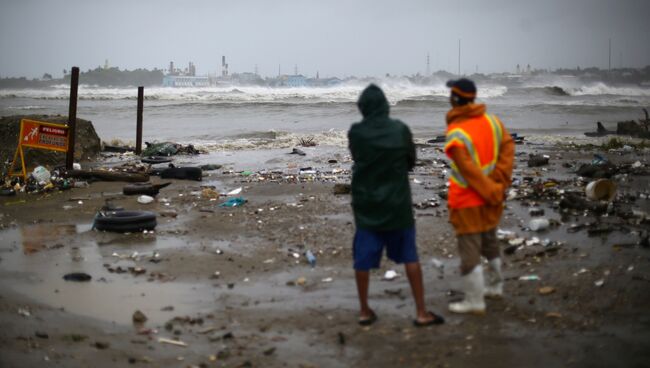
[0,224,217,326]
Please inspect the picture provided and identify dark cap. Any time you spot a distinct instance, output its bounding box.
[446,78,477,99]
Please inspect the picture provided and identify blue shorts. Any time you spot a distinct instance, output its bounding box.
[353,227,418,271]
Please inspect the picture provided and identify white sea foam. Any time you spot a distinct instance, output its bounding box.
[568,82,650,97]
[0,79,508,103]
[188,129,349,152]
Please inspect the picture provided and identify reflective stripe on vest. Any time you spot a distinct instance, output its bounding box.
[447,114,502,188]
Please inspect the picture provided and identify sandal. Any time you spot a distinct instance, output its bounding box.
[358,311,378,326]
[413,311,445,327]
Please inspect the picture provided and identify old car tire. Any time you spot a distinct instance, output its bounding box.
[94,210,157,232]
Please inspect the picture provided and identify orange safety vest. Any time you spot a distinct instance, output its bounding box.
[444,113,503,209]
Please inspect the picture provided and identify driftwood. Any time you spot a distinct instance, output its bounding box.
[64,169,149,182]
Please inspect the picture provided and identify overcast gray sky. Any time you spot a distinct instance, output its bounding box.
[1,0,649,78]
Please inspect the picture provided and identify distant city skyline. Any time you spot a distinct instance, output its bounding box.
[1,0,649,79]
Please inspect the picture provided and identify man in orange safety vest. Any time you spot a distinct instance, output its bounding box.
[444,78,515,314]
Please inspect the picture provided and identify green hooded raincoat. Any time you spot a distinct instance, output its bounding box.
[348,84,416,231]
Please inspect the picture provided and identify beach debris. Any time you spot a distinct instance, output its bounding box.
[321,277,333,283]
[299,167,317,175]
[141,156,173,165]
[298,136,317,147]
[538,286,556,295]
[430,258,444,269]
[65,169,149,182]
[290,148,306,156]
[584,121,616,137]
[199,164,222,171]
[414,198,440,209]
[17,307,31,317]
[383,270,399,281]
[585,179,617,201]
[296,277,307,286]
[160,167,203,181]
[133,310,148,324]
[201,188,219,199]
[31,166,51,184]
[333,183,351,195]
[594,279,605,287]
[123,182,171,196]
[142,141,200,156]
[528,207,545,217]
[63,272,92,282]
[545,312,563,318]
[94,341,110,350]
[305,250,316,267]
[226,187,242,196]
[527,154,549,168]
[157,337,187,347]
[529,218,550,232]
[219,197,246,207]
[519,275,540,281]
[35,331,49,339]
[137,195,155,204]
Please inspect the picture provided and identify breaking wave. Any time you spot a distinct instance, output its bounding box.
[188,130,349,151]
[0,80,508,104]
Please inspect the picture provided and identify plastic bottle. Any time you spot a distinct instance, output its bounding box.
[529,218,550,231]
[31,166,51,183]
[305,250,316,267]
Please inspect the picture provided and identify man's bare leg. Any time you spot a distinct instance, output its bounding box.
[355,270,374,320]
[404,262,435,323]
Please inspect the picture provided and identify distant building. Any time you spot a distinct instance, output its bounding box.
[163,75,210,87]
[284,75,307,87]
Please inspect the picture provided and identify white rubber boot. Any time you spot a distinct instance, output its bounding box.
[485,258,504,299]
[449,265,486,315]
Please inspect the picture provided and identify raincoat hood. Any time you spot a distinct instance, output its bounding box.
[357,84,390,119]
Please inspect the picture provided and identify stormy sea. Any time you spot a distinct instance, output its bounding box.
[1,76,649,169]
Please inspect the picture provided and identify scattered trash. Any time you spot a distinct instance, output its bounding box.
[17,307,31,317]
[137,195,155,204]
[321,277,333,283]
[430,258,444,269]
[585,179,617,201]
[31,166,51,184]
[383,270,399,281]
[219,197,246,207]
[333,183,351,195]
[158,337,187,347]
[199,164,222,171]
[94,341,110,350]
[527,154,549,168]
[305,250,316,267]
[132,310,148,323]
[290,148,306,156]
[160,167,203,181]
[296,277,307,286]
[528,207,545,217]
[519,275,540,281]
[538,286,556,295]
[226,187,242,196]
[201,188,219,199]
[124,182,171,196]
[63,272,92,282]
[529,218,550,232]
[594,279,605,287]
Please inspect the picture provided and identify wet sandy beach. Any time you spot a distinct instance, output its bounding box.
[1,137,650,368]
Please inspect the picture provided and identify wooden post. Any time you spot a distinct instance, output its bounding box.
[136,86,144,155]
[65,67,79,170]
